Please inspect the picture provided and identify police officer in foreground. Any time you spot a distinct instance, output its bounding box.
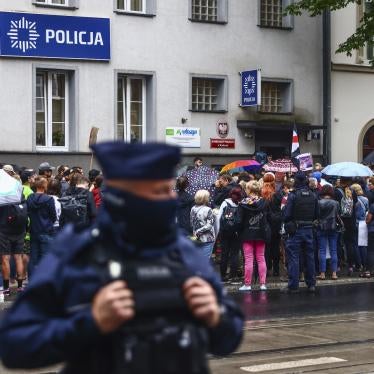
[0,142,243,374]
[282,172,319,293]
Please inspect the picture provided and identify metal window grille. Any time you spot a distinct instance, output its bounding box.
[260,0,283,27]
[260,82,283,113]
[192,0,218,22]
[36,0,67,5]
[192,78,218,111]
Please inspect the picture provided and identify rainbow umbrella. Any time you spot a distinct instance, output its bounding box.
[221,160,262,174]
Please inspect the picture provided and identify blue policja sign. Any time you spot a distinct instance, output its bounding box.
[0,12,110,60]
[241,69,261,107]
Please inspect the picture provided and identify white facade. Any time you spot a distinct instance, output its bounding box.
[0,0,323,169]
[331,2,374,163]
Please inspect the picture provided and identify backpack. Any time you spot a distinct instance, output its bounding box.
[59,193,88,226]
[6,202,28,234]
[338,188,354,218]
[220,204,240,234]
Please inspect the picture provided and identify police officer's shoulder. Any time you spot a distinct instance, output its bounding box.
[51,223,97,262]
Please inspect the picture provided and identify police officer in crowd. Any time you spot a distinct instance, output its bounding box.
[0,142,243,374]
[282,172,319,293]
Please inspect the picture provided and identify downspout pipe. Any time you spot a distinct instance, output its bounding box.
[322,10,332,165]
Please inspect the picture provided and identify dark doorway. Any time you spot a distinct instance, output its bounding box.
[363,126,374,159]
[259,146,288,160]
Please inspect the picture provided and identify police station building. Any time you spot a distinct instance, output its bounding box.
[0,1,324,169]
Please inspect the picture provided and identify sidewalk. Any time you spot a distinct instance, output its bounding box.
[224,274,374,292]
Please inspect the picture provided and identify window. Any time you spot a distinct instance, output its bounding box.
[358,0,374,62]
[117,0,145,13]
[258,0,293,29]
[259,80,293,114]
[36,71,69,150]
[189,0,228,23]
[34,0,78,7]
[190,75,227,112]
[117,77,146,143]
[192,0,217,22]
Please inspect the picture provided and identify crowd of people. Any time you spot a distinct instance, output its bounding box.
[0,162,103,296]
[176,158,374,292]
[1,156,374,296]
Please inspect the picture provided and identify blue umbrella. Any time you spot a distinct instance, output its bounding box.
[322,162,373,177]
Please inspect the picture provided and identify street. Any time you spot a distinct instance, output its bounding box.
[1,282,374,373]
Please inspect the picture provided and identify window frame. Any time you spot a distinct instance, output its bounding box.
[257,0,294,30]
[33,0,79,10]
[117,75,147,143]
[35,70,70,152]
[357,0,374,64]
[188,0,228,25]
[258,78,294,115]
[114,0,156,17]
[189,74,228,113]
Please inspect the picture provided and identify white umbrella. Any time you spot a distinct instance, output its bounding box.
[0,169,23,206]
[322,162,373,178]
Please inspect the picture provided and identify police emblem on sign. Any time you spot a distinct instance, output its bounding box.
[7,17,40,53]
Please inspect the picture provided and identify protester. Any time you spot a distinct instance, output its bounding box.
[38,162,55,180]
[238,181,269,291]
[92,174,104,209]
[47,179,62,232]
[175,176,194,235]
[335,178,358,275]
[351,183,369,275]
[60,174,96,227]
[56,165,70,194]
[26,176,56,275]
[218,187,242,282]
[193,156,203,168]
[213,174,235,208]
[88,169,101,191]
[366,177,374,204]
[317,185,340,280]
[262,172,282,277]
[0,176,27,295]
[20,170,35,197]
[190,189,216,258]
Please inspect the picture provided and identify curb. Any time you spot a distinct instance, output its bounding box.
[225,277,374,293]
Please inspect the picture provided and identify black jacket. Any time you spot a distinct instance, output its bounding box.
[62,187,97,225]
[176,190,194,235]
[239,197,269,242]
[27,193,56,236]
[213,182,239,208]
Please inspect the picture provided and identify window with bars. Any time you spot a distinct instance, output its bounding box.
[192,0,218,22]
[189,0,228,23]
[34,0,77,7]
[117,77,146,143]
[36,71,69,149]
[260,0,282,27]
[259,81,292,114]
[258,0,293,29]
[117,0,145,13]
[190,76,227,112]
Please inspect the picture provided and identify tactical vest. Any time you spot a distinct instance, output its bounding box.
[292,189,316,222]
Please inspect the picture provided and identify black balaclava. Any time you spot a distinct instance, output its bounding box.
[103,186,178,248]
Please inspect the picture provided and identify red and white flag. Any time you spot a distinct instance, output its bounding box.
[291,124,300,157]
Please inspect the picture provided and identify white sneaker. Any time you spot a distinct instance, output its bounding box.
[239,285,251,291]
[260,284,267,291]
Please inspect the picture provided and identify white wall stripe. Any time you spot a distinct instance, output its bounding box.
[240,357,347,372]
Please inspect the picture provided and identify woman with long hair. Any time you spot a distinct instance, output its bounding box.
[238,181,270,291]
[262,173,282,277]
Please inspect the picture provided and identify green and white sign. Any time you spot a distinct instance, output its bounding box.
[165,127,201,148]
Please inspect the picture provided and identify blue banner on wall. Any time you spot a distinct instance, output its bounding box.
[0,12,110,60]
[241,69,261,107]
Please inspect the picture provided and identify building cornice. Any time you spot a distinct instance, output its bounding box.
[332,63,374,74]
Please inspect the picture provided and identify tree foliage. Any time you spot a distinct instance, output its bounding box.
[286,0,374,64]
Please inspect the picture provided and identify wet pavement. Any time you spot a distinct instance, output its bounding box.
[1,282,374,373]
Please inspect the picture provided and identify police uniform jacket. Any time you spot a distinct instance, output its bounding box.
[0,209,244,373]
